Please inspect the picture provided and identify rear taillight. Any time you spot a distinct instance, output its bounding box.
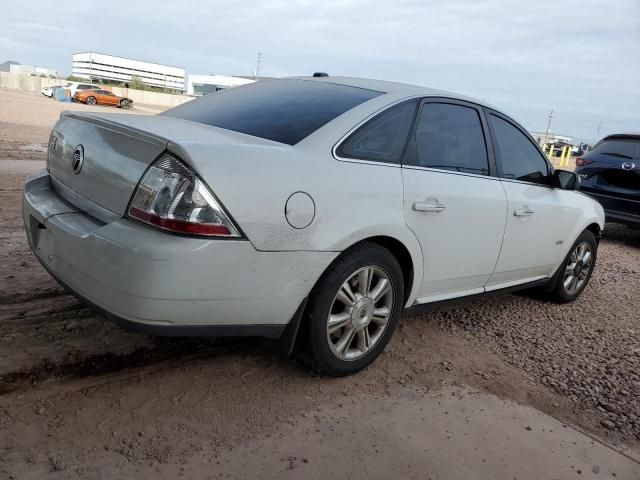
[127,153,241,238]
[575,157,593,167]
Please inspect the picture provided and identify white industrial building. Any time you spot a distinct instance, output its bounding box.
[72,52,186,91]
[9,64,59,77]
[186,74,255,96]
[531,131,573,145]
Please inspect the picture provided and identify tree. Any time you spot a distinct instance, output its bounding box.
[130,75,145,90]
[65,75,87,82]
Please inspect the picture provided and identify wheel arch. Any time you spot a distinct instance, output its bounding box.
[360,235,415,306]
[276,234,420,359]
[585,222,602,242]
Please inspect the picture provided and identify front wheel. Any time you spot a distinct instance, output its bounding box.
[298,242,404,376]
[86,96,97,105]
[547,230,598,303]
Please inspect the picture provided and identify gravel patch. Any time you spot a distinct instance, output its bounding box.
[434,224,640,441]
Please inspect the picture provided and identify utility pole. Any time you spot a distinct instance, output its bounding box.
[255,52,262,82]
[543,109,554,145]
[596,122,602,140]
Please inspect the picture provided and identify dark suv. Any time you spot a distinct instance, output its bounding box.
[576,134,640,228]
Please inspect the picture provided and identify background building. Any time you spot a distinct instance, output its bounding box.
[72,52,185,92]
[186,74,255,96]
[531,131,572,146]
[5,62,58,77]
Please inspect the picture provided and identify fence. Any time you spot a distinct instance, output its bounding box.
[542,144,573,169]
[0,72,193,108]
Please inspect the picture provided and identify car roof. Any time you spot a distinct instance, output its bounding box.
[289,75,493,108]
[601,133,640,142]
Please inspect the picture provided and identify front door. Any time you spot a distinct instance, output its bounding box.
[484,111,578,288]
[402,99,507,303]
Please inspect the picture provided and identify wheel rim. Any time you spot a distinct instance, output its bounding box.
[87,97,95,104]
[563,241,593,295]
[326,265,394,361]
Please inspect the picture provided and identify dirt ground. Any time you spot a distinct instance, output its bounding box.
[1,89,639,479]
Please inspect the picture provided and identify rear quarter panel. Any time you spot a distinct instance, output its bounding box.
[172,92,425,305]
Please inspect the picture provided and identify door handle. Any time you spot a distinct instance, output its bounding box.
[513,207,534,217]
[413,201,446,213]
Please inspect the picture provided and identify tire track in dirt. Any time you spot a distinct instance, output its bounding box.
[0,337,249,395]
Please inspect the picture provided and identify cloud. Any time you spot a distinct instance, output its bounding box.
[1,0,638,141]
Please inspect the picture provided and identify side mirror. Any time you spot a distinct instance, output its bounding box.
[552,170,579,190]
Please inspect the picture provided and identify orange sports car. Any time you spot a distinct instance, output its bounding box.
[73,89,133,109]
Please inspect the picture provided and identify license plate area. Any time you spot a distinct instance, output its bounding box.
[33,221,54,266]
[598,169,640,190]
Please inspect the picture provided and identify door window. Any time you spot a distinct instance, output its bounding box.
[412,103,489,175]
[336,101,417,164]
[488,114,550,185]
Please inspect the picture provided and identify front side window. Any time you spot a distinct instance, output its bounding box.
[488,114,550,185]
[412,103,489,175]
[336,101,417,164]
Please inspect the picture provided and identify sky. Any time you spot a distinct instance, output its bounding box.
[1,0,638,142]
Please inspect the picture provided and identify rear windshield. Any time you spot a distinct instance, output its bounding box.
[591,139,640,159]
[162,79,382,145]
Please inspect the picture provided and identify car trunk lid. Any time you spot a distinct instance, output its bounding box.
[47,111,279,216]
[580,158,640,201]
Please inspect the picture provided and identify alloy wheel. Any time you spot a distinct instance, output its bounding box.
[562,241,593,295]
[326,265,394,361]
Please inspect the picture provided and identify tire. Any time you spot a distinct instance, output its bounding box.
[119,99,128,109]
[298,242,404,376]
[86,96,96,105]
[546,230,598,303]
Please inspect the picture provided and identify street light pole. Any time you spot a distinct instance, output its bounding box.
[255,52,262,82]
[543,109,554,145]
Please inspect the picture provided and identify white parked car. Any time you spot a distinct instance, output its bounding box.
[66,82,101,98]
[41,82,100,99]
[23,77,604,375]
[41,85,57,97]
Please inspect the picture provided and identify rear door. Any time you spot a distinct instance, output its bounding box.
[402,99,507,303]
[102,91,119,106]
[485,110,579,288]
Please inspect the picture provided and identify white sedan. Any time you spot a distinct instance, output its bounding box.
[40,85,58,97]
[23,76,604,376]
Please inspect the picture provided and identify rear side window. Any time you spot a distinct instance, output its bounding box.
[412,103,489,175]
[488,114,550,185]
[591,139,640,159]
[336,101,417,164]
[163,79,382,145]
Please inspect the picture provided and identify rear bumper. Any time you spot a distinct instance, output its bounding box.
[579,190,640,227]
[23,171,336,335]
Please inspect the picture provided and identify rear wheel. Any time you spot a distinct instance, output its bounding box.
[86,96,97,105]
[298,242,404,376]
[547,230,597,303]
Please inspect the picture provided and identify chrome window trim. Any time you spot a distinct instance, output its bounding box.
[331,95,422,165]
[401,164,499,181]
[498,177,554,189]
[332,157,402,168]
